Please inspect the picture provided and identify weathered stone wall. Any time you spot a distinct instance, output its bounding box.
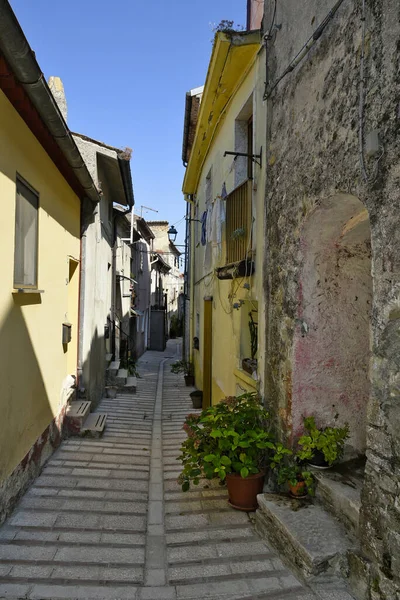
[262,0,400,597]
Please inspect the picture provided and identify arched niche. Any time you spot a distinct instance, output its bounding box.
[292,194,372,456]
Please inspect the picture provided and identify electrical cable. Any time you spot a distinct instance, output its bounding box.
[264,0,347,100]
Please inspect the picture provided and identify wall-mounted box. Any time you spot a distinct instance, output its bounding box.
[62,323,72,344]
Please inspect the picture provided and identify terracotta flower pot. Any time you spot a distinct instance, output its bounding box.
[226,471,265,511]
[288,480,307,498]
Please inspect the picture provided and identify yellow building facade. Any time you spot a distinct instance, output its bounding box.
[182,30,265,406]
[0,83,86,519]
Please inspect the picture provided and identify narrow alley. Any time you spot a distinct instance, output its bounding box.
[0,341,353,600]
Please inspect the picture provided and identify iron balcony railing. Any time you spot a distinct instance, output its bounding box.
[225,179,252,264]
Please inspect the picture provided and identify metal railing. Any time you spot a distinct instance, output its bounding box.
[225,179,252,264]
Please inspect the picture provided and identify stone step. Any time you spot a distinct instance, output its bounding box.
[255,493,357,579]
[65,401,91,434]
[125,376,137,393]
[115,368,128,387]
[106,360,120,383]
[313,460,364,535]
[80,413,107,438]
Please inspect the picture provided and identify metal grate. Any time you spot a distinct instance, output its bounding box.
[226,179,252,264]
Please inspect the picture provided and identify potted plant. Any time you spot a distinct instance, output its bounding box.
[178,393,273,511]
[297,416,350,468]
[270,443,314,497]
[170,360,194,386]
[189,390,203,409]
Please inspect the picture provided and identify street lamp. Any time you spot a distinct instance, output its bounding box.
[167,225,178,243]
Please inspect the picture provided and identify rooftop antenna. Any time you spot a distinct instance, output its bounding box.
[141,205,158,217]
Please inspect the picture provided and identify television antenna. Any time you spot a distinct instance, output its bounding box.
[140,205,158,217]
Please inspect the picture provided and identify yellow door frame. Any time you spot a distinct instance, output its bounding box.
[203,296,213,408]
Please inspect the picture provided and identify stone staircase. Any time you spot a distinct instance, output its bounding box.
[255,459,365,592]
[106,358,137,394]
[65,354,138,439]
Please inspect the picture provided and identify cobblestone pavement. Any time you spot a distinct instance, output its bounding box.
[0,341,353,599]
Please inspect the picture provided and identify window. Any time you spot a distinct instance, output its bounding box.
[14,177,39,288]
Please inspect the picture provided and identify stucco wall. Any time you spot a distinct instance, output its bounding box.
[190,62,265,401]
[74,136,113,404]
[263,0,400,596]
[0,90,80,513]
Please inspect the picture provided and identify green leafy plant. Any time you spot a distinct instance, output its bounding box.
[269,443,314,495]
[178,393,274,491]
[297,416,349,466]
[170,360,193,377]
[212,19,245,34]
[231,227,245,241]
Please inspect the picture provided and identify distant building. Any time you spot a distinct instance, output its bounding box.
[147,221,184,336]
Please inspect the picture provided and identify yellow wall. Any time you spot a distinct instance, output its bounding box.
[0,90,81,481]
[190,62,264,403]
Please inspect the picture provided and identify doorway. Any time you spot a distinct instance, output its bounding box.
[203,297,213,408]
[292,194,372,456]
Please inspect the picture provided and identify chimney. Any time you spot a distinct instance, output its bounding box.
[48,76,67,123]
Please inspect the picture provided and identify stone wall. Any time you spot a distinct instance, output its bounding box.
[262,0,400,597]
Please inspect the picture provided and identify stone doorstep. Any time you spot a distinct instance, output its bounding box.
[125,376,138,394]
[106,361,121,384]
[313,464,363,535]
[255,493,357,580]
[65,401,92,434]
[80,413,107,438]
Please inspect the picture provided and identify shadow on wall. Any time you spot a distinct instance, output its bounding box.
[80,327,106,409]
[0,295,66,525]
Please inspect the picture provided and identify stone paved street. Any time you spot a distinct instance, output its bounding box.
[0,341,354,599]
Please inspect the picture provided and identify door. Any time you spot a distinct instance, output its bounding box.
[203,297,213,408]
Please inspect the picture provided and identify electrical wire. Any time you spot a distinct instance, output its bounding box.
[264,0,346,100]
[264,0,277,41]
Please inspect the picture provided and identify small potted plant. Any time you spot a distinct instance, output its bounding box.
[178,393,273,510]
[170,360,194,386]
[270,443,314,497]
[297,416,350,468]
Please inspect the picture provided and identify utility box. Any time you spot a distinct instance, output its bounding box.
[62,323,72,344]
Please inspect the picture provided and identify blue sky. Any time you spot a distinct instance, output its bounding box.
[10,0,246,244]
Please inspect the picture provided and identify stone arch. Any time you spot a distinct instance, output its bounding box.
[292,194,372,456]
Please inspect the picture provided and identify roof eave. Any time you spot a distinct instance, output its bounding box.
[182,29,260,196]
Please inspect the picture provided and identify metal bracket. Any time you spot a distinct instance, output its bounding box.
[223,147,262,167]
